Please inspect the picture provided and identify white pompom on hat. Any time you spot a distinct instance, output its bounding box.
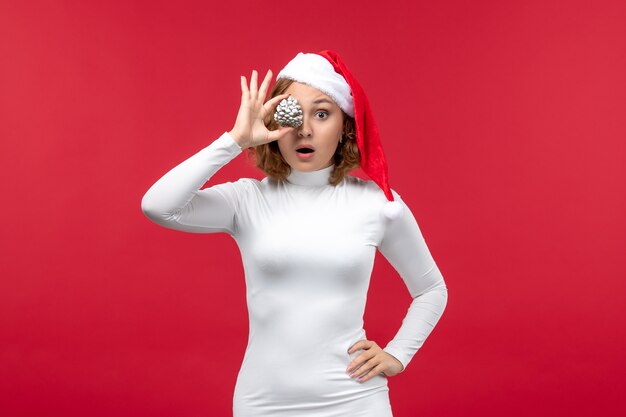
[276,50,404,220]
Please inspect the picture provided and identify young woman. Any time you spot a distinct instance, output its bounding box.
[141,50,448,417]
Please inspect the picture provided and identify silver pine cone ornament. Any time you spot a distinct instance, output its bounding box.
[273,96,303,128]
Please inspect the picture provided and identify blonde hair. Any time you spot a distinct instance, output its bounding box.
[246,78,360,186]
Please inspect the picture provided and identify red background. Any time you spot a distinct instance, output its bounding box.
[1,0,625,416]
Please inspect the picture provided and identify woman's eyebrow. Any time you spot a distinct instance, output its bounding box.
[312,98,334,105]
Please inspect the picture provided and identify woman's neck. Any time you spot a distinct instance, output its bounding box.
[285,164,334,186]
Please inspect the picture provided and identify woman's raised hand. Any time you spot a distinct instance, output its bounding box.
[228,69,294,149]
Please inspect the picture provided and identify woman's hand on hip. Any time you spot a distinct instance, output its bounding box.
[228,69,294,149]
[346,339,405,383]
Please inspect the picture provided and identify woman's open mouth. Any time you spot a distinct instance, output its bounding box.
[296,146,315,160]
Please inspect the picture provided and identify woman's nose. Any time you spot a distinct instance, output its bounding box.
[297,115,312,137]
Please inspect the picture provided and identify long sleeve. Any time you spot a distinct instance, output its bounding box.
[141,131,244,235]
[378,191,448,373]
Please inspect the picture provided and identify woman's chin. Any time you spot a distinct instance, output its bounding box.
[290,163,314,172]
[286,154,333,172]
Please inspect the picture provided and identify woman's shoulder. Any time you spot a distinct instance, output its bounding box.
[344,175,402,200]
[206,176,263,200]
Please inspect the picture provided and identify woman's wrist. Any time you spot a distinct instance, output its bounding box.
[228,130,247,149]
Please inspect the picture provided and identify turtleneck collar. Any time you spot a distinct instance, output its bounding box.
[286,164,334,187]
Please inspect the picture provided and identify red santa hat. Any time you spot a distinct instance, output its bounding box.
[276,50,404,220]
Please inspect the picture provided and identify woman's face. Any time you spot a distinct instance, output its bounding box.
[277,82,344,172]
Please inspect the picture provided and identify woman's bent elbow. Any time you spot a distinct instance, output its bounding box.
[141,193,163,223]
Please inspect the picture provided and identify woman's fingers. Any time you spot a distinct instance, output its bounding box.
[263,93,290,112]
[267,125,294,143]
[242,68,278,105]
[257,69,273,102]
[250,70,258,100]
[240,75,249,98]
[235,69,292,146]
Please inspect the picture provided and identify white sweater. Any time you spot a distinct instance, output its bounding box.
[141,131,448,416]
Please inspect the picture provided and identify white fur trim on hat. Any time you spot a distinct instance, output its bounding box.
[276,52,354,117]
